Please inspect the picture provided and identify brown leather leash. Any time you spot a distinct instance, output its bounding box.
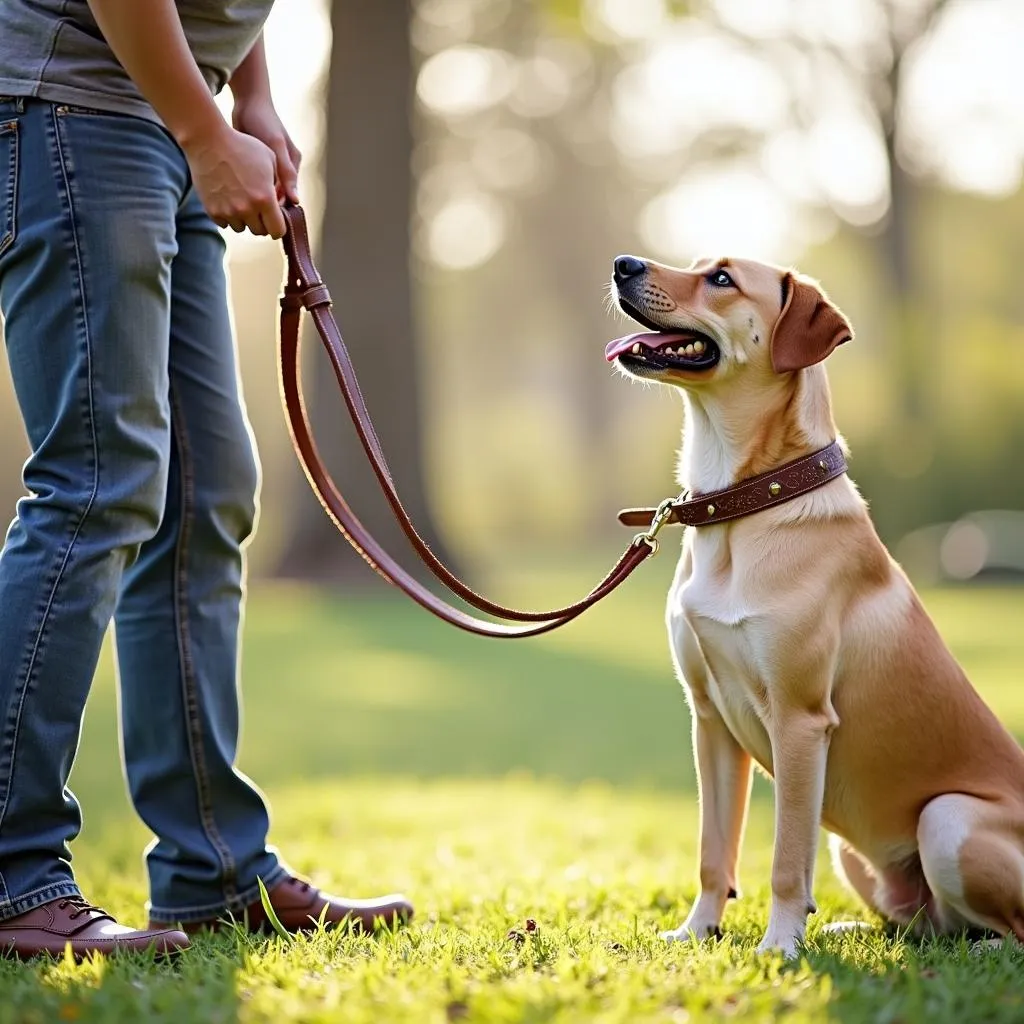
[277,202,847,638]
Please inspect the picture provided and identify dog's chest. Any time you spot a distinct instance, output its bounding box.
[668,558,775,773]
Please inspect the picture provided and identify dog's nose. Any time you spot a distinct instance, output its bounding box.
[613,255,647,282]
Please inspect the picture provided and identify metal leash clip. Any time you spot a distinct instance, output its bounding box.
[632,494,684,555]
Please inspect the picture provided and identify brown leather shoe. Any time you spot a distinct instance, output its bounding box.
[155,875,414,935]
[0,896,190,960]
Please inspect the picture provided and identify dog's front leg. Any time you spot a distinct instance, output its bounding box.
[663,707,752,942]
[758,705,838,957]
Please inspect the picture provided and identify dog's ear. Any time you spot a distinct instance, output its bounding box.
[770,272,853,373]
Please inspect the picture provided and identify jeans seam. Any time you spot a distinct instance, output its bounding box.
[0,117,17,258]
[0,103,101,905]
[168,379,238,906]
[0,880,81,924]
[147,863,290,923]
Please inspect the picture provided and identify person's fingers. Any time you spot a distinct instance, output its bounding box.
[270,138,300,205]
[193,134,284,236]
[259,195,288,239]
[245,209,269,236]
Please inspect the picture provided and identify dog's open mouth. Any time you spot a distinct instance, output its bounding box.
[606,299,720,373]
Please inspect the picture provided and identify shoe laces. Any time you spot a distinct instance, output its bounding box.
[57,896,106,921]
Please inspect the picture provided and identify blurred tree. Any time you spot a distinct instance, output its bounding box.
[873,0,950,427]
[412,1,662,539]
[275,0,458,583]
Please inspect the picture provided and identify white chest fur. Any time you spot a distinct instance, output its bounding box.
[666,536,776,774]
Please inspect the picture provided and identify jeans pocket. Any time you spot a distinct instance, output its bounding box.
[0,118,17,259]
[55,104,128,119]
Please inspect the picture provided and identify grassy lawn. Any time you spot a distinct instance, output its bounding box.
[1,561,1023,1022]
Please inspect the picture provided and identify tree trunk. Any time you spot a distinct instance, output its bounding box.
[274,0,457,583]
[865,28,936,499]
[878,64,925,428]
[873,0,950,433]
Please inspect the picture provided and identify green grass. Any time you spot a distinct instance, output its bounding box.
[1,564,1023,1022]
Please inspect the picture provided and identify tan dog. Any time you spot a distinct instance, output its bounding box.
[607,254,1024,957]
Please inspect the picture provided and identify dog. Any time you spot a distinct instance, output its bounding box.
[606,253,1024,957]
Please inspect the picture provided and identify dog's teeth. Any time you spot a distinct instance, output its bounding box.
[685,344,695,357]
[631,343,641,355]
[664,346,675,355]
[693,340,705,354]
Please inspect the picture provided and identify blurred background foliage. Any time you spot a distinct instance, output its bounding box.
[0,0,1021,590]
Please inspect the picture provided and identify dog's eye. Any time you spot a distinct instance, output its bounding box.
[708,269,735,288]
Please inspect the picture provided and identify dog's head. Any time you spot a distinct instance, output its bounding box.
[606,255,853,389]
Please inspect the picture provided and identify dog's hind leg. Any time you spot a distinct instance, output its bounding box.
[821,836,884,936]
[830,836,879,909]
[826,836,942,936]
[918,793,1024,941]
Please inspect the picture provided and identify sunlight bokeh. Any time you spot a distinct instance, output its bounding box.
[417,45,514,118]
[902,0,1024,196]
[425,192,506,269]
[407,0,1024,265]
[641,168,800,262]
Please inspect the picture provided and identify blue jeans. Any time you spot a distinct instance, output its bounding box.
[0,97,286,924]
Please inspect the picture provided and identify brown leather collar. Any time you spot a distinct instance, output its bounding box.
[618,440,847,531]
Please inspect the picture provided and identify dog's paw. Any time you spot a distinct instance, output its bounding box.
[755,931,802,959]
[970,937,1014,956]
[661,921,722,944]
[820,920,874,936]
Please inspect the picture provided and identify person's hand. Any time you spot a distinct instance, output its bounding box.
[232,98,302,206]
[182,120,287,238]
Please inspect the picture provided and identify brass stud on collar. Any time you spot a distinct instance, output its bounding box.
[819,460,828,471]
[768,481,782,497]
[707,504,716,517]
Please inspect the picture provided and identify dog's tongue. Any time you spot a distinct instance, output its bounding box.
[605,331,694,362]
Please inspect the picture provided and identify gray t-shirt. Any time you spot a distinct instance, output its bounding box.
[0,0,275,124]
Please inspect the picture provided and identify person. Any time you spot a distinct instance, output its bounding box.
[0,0,413,959]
